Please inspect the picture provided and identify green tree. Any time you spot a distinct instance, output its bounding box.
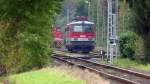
[127,0,150,63]
[0,0,63,73]
[76,0,88,16]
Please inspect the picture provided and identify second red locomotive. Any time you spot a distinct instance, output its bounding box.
[53,27,63,48]
[65,16,96,53]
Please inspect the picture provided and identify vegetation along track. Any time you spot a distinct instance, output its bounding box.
[52,54,150,84]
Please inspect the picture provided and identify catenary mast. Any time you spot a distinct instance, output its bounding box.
[107,0,118,64]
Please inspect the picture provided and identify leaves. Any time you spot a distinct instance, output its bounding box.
[119,31,137,60]
[126,0,150,63]
[0,0,63,73]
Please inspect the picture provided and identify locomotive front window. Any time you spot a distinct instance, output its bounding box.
[72,24,93,32]
[73,25,83,32]
[83,24,93,32]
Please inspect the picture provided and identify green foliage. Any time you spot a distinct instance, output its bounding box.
[125,0,150,63]
[119,31,137,59]
[118,2,136,34]
[128,0,150,35]
[76,0,88,16]
[0,0,63,73]
[118,1,150,63]
[134,36,147,63]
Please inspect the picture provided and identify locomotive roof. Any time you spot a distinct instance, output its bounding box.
[67,21,94,25]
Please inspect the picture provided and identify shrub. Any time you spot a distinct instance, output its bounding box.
[119,31,137,60]
[0,0,63,73]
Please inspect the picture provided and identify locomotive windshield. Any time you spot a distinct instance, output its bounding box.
[73,25,83,32]
[72,24,93,32]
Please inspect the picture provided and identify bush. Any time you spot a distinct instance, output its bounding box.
[119,31,137,60]
[0,0,63,73]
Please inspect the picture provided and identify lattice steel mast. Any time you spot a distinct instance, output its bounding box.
[107,0,118,64]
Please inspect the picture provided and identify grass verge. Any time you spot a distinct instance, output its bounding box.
[114,58,150,71]
[0,65,110,84]
[0,76,6,84]
[8,68,84,84]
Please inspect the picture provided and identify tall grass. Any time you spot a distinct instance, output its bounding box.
[8,68,84,84]
[114,58,150,71]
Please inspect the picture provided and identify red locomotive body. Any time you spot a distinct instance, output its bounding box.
[53,27,63,48]
[65,17,96,53]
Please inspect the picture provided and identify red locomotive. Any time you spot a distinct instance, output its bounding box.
[53,27,63,48]
[65,16,96,53]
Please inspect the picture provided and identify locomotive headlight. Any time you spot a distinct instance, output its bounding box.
[71,38,78,41]
[88,38,95,41]
[71,38,74,41]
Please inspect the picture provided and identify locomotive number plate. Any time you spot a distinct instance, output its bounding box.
[78,38,88,41]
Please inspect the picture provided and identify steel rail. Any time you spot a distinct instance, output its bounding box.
[74,57,150,79]
[53,52,150,80]
[52,55,139,84]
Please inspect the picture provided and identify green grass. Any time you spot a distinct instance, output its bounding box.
[0,76,4,84]
[114,58,150,71]
[8,68,84,84]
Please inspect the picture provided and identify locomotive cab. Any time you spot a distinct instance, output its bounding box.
[65,18,96,53]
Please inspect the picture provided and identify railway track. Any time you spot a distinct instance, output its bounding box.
[52,54,150,84]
